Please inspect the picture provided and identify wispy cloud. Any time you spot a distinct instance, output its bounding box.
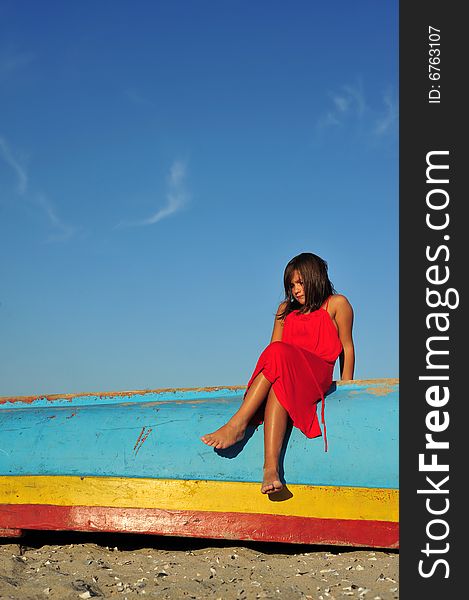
[331,94,350,113]
[1,134,76,242]
[35,194,76,243]
[316,80,397,138]
[316,111,341,129]
[317,81,366,131]
[116,160,189,228]
[373,91,398,136]
[341,83,366,117]
[0,136,28,194]
[0,47,34,82]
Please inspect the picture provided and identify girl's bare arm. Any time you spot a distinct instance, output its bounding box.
[270,302,288,343]
[333,295,355,380]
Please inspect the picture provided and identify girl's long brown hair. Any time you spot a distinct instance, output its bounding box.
[278,252,336,320]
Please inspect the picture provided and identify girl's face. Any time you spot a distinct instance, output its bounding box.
[290,270,305,305]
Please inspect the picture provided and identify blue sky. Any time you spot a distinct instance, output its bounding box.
[1,1,398,397]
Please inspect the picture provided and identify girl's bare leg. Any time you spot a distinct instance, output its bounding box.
[261,387,289,494]
[201,372,271,449]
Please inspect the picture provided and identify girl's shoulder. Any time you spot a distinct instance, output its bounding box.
[328,294,353,315]
[329,293,350,305]
[277,300,289,313]
[275,301,289,319]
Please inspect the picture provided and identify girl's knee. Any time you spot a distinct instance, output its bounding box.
[265,341,290,358]
[269,341,287,349]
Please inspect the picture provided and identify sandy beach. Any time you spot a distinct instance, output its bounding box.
[0,531,398,599]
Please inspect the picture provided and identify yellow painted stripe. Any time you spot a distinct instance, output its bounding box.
[0,476,398,522]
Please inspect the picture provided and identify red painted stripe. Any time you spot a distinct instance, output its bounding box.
[0,504,399,548]
[0,527,23,538]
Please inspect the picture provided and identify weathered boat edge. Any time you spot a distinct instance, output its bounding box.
[0,504,399,549]
[0,378,399,406]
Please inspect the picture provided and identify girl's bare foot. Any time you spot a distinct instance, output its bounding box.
[261,467,283,494]
[201,421,246,449]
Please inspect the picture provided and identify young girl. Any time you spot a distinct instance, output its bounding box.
[201,252,355,495]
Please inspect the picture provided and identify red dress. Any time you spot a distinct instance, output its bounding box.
[245,297,342,451]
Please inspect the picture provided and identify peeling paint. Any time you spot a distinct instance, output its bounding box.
[338,378,399,386]
[0,385,247,405]
[0,379,398,409]
[349,384,397,397]
[133,426,153,455]
[366,386,396,396]
[133,427,145,451]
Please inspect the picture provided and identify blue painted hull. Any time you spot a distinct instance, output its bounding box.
[0,380,398,489]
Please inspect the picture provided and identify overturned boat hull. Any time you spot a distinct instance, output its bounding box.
[0,379,398,547]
